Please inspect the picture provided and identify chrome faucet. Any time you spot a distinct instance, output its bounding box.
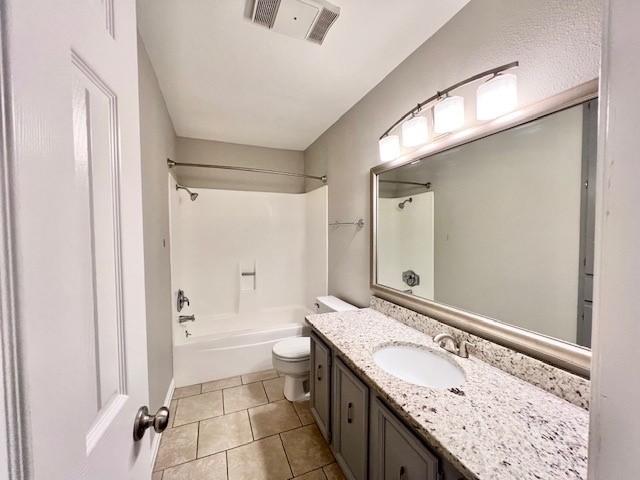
[433,333,471,358]
[177,289,190,312]
[178,314,195,324]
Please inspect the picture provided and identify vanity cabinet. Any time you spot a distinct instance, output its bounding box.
[310,333,332,441]
[308,327,463,480]
[370,396,439,480]
[332,358,369,480]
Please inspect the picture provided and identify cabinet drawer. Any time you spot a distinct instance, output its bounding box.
[333,358,369,480]
[370,396,438,480]
[310,333,331,441]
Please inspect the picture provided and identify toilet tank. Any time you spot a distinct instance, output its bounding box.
[314,295,358,313]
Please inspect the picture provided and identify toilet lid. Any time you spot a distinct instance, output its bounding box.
[273,337,310,360]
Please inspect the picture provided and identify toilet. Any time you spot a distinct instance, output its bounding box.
[272,296,358,401]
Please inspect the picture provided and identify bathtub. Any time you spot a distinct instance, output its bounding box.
[173,305,311,387]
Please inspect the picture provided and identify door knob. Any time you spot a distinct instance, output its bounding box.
[133,405,170,441]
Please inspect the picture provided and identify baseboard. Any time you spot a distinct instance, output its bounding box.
[151,378,175,470]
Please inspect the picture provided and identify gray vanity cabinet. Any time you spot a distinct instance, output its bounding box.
[370,396,439,480]
[310,333,332,441]
[332,357,369,480]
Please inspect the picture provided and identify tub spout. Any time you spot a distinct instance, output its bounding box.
[179,314,195,324]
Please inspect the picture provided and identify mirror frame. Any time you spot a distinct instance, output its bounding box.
[370,79,598,378]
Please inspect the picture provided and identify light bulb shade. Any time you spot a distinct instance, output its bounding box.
[378,135,400,162]
[476,73,518,120]
[401,115,429,147]
[433,96,465,134]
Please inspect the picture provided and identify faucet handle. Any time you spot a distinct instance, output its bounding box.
[458,340,472,358]
[177,289,190,312]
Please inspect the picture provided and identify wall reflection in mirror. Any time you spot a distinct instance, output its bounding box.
[376,99,597,349]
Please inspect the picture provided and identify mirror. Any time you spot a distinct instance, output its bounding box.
[372,85,598,371]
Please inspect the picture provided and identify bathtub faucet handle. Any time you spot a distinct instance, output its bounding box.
[177,289,190,312]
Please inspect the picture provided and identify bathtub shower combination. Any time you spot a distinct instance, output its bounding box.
[169,180,329,386]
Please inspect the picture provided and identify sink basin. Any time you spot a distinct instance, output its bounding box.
[373,344,465,389]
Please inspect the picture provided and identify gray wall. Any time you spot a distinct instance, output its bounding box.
[138,37,175,410]
[304,0,602,306]
[589,0,640,476]
[176,137,305,193]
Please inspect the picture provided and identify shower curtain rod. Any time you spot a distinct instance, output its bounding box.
[167,159,327,184]
[379,180,431,188]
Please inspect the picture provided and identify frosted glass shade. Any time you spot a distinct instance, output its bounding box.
[378,135,400,162]
[433,96,464,134]
[401,115,429,147]
[476,73,518,120]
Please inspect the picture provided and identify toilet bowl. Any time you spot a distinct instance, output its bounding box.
[272,337,311,401]
[272,296,358,401]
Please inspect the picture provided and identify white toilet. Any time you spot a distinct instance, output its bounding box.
[272,296,358,401]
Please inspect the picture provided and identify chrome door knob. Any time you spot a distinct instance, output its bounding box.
[133,405,170,441]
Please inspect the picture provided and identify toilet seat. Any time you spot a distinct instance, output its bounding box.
[272,337,310,360]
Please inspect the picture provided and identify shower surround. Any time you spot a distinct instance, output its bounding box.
[169,178,327,386]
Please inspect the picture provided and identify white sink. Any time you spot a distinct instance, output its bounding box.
[373,344,465,389]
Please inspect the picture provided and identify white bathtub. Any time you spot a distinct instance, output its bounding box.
[173,305,311,387]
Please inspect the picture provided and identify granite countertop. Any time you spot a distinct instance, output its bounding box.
[306,308,589,480]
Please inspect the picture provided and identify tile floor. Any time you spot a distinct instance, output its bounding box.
[153,369,346,480]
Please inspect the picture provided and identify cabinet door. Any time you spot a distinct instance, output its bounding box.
[370,396,438,480]
[310,333,332,441]
[333,358,369,480]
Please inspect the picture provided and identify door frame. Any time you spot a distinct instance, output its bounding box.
[0,2,30,478]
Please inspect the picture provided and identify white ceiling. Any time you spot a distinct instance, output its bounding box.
[137,0,470,150]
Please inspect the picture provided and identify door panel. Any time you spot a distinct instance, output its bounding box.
[4,0,150,478]
[310,333,331,441]
[72,53,130,452]
[334,358,369,480]
[370,397,438,480]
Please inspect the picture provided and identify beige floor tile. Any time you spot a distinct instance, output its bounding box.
[162,452,227,480]
[242,369,279,384]
[202,376,242,392]
[168,399,178,428]
[173,384,201,399]
[227,435,292,480]
[198,410,253,457]
[173,391,223,426]
[293,400,314,425]
[152,472,163,480]
[263,377,285,402]
[249,400,301,439]
[294,468,327,480]
[323,463,346,480]
[223,382,268,413]
[281,425,334,476]
[154,423,198,471]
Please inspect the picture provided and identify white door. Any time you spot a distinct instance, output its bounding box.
[2,0,153,479]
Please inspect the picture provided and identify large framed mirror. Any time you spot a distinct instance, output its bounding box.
[370,80,598,377]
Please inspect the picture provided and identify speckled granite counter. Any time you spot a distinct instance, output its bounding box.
[306,308,589,480]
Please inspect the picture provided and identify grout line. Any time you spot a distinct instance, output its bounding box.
[172,404,226,429]
[225,450,229,480]
[278,432,295,479]
[195,421,201,459]
[246,408,256,441]
[158,450,226,473]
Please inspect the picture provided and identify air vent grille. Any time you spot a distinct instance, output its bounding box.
[253,0,281,28]
[307,7,338,44]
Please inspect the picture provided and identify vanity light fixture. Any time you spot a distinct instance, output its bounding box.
[378,134,400,162]
[433,95,465,134]
[378,61,519,161]
[476,73,518,120]
[401,114,429,147]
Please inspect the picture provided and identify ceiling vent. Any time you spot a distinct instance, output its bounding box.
[250,0,340,45]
